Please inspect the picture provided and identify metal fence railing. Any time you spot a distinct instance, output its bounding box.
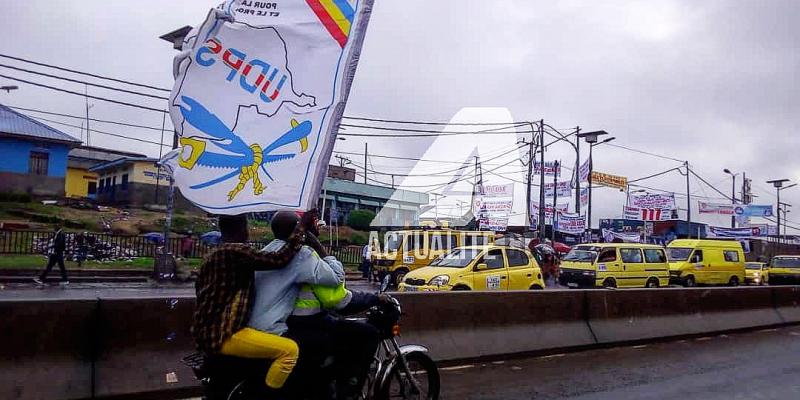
[0,230,362,264]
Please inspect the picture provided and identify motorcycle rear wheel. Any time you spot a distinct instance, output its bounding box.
[377,352,440,400]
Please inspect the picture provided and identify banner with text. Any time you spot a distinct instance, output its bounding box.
[163,0,374,214]
[556,212,586,235]
[534,161,561,176]
[698,202,735,215]
[544,181,572,198]
[707,226,767,239]
[735,204,774,218]
[591,171,627,190]
[479,183,514,198]
[578,159,590,183]
[629,193,675,209]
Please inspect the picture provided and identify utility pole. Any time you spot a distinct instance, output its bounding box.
[552,160,559,242]
[364,142,368,184]
[84,85,91,146]
[685,161,692,237]
[574,127,581,214]
[538,120,546,240]
[524,125,536,231]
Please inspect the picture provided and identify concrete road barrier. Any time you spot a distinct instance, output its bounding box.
[396,291,595,361]
[94,296,197,398]
[1,286,799,399]
[0,299,96,400]
[773,285,800,323]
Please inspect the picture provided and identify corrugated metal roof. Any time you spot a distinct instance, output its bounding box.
[0,103,81,144]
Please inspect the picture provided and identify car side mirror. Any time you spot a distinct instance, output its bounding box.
[475,263,488,271]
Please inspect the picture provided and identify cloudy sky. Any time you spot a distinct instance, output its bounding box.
[1,0,798,232]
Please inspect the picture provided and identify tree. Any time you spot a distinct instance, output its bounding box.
[346,209,376,231]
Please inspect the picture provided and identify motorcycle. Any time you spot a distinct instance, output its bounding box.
[183,275,439,399]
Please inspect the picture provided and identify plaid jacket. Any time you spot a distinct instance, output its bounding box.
[191,231,304,353]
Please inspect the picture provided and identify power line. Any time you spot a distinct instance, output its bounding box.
[628,167,682,184]
[342,116,536,127]
[9,106,172,132]
[605,143,685,163]
[0,73,169,114]
[30,116,168,147]
[0,53,171,93]
[0,63,170,100]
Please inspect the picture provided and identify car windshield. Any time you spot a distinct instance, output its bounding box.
[745,263,762,270]
[562,247,598,263]
[429,248,480,268]
[667,248,693,262]
[385,232,403,252]
[772,257,800,268]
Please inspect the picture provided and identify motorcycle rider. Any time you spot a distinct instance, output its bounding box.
[285,210,386,400]
[191,214,306,393]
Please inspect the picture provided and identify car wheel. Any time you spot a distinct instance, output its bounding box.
[452,285,470,291]
[391,269,408,287]
[645,278,659,288]
[728,276,739,287]
[602,278,617,289]
[684,275,696,287]
[530,284,544,290]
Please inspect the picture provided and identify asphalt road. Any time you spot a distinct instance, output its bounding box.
[439,325,800,400]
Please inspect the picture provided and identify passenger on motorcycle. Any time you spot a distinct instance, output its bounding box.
[284,210,388,399]
[245,211,346,393]
[191,214,308,392]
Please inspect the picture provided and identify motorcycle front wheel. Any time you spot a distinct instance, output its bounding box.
[377,352,440,400]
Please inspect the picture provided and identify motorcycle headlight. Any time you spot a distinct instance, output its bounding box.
[428,275,451,286]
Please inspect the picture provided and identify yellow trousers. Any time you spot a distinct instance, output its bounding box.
[220,328,299,389]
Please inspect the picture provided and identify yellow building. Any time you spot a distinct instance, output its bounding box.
[65,146,146,199]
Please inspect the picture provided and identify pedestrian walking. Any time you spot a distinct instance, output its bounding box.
[34,224,69,286]
[360,242,373,281]
[181,231,195,259]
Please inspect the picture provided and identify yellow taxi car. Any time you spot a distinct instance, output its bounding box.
[768,256,800,285]
[559,243,670,289]
[745,262,769,285]
[373,229,494,286]
[397,244,544,292]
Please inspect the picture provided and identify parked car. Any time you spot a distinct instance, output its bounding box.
[559,243,670,289]
[667,239,746,287]
[745,262,769,285]
[397,244,544,292]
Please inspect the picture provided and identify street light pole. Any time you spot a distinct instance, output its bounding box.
[574,127,581,215]
[577,130,611,241]
[767,179,791,244]
[538,120,546,241]
[723,169,738,228]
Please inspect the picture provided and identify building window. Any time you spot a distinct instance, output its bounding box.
[87,182,97,195]
[28,151,49,175]
[98,179,104,193]
[121,174,129,191]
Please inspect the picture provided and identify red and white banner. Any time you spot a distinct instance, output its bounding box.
[534,161,561,176]
[530,202,570,218]
[624,206,671,221]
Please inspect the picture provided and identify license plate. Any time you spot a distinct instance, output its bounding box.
[567,282,578,288]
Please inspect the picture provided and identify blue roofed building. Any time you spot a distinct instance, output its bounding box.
[0,103,82,196]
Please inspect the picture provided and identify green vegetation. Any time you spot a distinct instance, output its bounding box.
[0,255,202,270]
[346,210,376,231]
